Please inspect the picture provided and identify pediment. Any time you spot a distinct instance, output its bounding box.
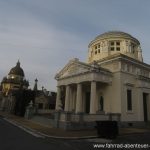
[55,58,92,79]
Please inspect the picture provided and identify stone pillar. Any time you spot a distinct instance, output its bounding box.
[64,85,70,111]
[137,88,144,121]
[25,101,34,119]
[55,86,62,110]
[72,90,76,112]
[75,83,83,113]
[147,94,150,121]
[90,81,97,114]
[125,40,129,53]
[69,87,73,111]
[137,46,143,62]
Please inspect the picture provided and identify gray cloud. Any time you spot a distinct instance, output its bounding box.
[0,0,150,90]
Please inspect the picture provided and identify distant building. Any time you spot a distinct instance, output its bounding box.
[55,31,150,129]
[33,79,56,114]
[0,61,30,113]
[1,60,29,96]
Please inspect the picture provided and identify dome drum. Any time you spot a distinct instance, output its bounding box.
[88,31,143,63]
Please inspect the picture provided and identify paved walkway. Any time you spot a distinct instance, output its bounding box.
[0,111,149,139]
[0,112,97,138]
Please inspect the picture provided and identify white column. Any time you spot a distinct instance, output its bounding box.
[75,83,82,113]
[137,46,143,62]
[69,87,73,111]
[90,81,97,114]
[55,86,62,110]
[64,85,70,111]
[72,90,76,112]
[137,88,144,121]
[147,94,150,121]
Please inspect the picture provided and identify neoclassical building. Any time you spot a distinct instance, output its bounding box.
[55,31,150,129]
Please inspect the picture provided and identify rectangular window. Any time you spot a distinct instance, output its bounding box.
[111,42,114,45]
[116,47,120,51]
[132,44,135,53]
[132,49,135,53]
[116,42,120,45]
[111,47,114,51]
[110,41,120,51]
[127,89,132,111]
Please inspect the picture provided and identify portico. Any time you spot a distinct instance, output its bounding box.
[55,59,112,115]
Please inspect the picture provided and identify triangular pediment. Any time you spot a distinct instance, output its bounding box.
[55,58,92,79]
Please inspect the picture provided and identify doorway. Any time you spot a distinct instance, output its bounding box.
[85,92,90,113]
[143,93,148,122]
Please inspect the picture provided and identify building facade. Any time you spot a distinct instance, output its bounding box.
[33,79,56,114]
[1,60,29,96]
[0,61,29,112]
[55,31,150,129]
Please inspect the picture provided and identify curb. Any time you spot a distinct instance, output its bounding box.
[39,132,98,140]
[3,118,45,138]
[2,115,149,140]
[3,117,98,140]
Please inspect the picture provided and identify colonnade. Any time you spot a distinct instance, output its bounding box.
[55,81,98,114]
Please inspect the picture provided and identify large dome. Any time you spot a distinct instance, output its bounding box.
[8,61,24,77]
[89,31,140,46]
[87,31,143,63]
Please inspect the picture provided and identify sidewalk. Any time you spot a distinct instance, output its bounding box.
[0,111,149,139]
[0,111,97,139]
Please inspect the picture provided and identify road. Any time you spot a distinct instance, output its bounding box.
[0,116,150,150]
[0,116,93,150]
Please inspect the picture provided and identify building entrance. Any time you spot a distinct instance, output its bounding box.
[143,93,148,122]
[85,92,90,113]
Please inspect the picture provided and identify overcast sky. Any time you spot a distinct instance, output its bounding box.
[0,0,150,91]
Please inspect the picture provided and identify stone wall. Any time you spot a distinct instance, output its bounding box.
[53,111,121,130]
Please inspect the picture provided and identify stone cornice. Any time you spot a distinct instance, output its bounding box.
[97,53,150,69]
[137,75,150,82]
[55,58,111,80]
[57,71,112,86]
[57,69,112,80]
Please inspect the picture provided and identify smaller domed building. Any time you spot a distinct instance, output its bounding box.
[1,60,29,96]
[0,61,29,113]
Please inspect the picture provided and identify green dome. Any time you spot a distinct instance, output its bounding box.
[8,61,24,77]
